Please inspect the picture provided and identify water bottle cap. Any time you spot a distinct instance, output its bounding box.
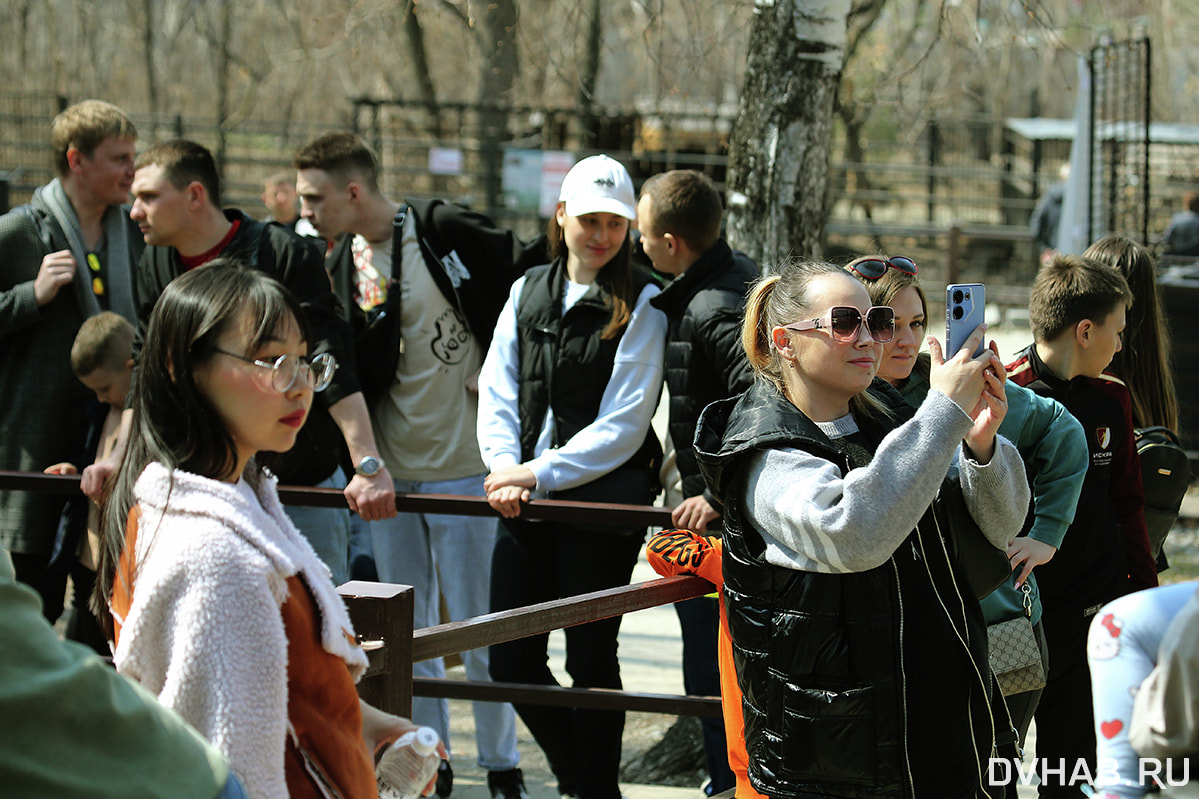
[411,726,439,756]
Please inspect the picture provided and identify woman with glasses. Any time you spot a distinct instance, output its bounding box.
[693,259,1028,798]
[93,261,432,799]
[847,255,1088,755]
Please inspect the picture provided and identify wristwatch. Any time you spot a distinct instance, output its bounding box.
[355,455,385,477]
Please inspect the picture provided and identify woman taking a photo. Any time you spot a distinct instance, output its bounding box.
[96,261,425,799]
[846,254,1087,754]
[477,155,666,799]
[695,260,1027,798]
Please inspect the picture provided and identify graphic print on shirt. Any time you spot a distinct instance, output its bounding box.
[431,307,470,366]
[1088,611,1124,660]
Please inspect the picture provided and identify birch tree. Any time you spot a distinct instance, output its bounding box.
[725,0,856,265]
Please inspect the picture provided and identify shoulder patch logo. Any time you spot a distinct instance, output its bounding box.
[1096,427,1112,450]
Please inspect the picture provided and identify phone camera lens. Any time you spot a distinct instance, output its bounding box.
[952,290,965,304]
[952,306,964,320]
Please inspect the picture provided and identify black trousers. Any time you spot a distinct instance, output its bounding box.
[9,550,64,622]
[1034,607,1098,799]
[488,517,645,799]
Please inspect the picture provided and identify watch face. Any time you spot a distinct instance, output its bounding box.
[358,457,382,476]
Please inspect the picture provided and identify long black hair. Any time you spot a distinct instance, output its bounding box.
[93,259,310,632]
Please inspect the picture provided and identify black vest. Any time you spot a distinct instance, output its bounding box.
[515,259,661,477]
[696,381,1012,799]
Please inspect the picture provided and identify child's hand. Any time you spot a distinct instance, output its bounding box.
[1007,537,1057,589]
[81,458,116,501]
[44,462,79,475]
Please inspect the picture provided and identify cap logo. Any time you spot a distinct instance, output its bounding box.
[593,177,615,188]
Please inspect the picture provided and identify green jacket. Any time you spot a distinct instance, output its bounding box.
[0,552,229,799]
[899,352,1088,624]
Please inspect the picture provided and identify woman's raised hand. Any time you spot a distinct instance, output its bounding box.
[927,328,1008,463]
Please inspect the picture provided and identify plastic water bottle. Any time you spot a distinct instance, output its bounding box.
[377,726,440,799]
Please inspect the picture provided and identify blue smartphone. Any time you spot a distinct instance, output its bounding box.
[946,283,986,358]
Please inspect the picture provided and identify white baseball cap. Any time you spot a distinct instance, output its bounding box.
[558,155,636,220]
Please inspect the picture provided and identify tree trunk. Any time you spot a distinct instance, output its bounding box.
[401,0,441,139]
[473,0,519,216]
[577,0,602,148]
[142,0,158,115]
[726,0,853,266]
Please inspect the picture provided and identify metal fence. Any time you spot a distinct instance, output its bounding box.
[1089,36,1152,245]
[11,89,1188,285]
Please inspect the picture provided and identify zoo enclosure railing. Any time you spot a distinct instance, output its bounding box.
[0,470,721,720]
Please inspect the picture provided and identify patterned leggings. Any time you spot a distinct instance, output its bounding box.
[1086,581,1197,797]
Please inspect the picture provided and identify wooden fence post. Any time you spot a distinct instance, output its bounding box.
[338,581,415,717]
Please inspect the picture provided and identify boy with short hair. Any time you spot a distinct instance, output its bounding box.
[1007,254,1158,798]
[71,310,135,412]
[43,311,136,652]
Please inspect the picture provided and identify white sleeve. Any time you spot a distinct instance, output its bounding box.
[476,277,526,472]
[525,283,667,491]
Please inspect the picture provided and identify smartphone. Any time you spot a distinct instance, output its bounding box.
[946,283,986,358]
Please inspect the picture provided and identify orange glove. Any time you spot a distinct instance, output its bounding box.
[646,528,723,587]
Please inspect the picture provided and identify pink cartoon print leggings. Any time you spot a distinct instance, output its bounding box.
[1086,581,1196,798]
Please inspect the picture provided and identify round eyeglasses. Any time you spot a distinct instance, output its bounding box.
[213,349,338,393]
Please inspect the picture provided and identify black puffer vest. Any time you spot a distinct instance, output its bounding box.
[515,259,661,474]
[695,381,1013,799]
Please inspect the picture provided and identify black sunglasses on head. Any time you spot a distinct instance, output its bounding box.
[848,256,918,280]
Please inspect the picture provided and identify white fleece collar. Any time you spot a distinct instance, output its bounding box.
[135,462,367,678]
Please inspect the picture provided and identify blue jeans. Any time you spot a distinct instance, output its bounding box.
[283,468,353,586]
[369,473,519,771]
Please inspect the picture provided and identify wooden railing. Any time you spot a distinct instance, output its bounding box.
[2,471,721,719]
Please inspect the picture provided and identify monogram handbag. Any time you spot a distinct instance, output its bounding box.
[987,583,1047,697]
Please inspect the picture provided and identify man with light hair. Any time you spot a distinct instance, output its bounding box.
[0,100,142,619]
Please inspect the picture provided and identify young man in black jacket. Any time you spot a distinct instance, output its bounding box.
[83,139,396,588]
[637,169,759,796]
[294,132,542,799]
